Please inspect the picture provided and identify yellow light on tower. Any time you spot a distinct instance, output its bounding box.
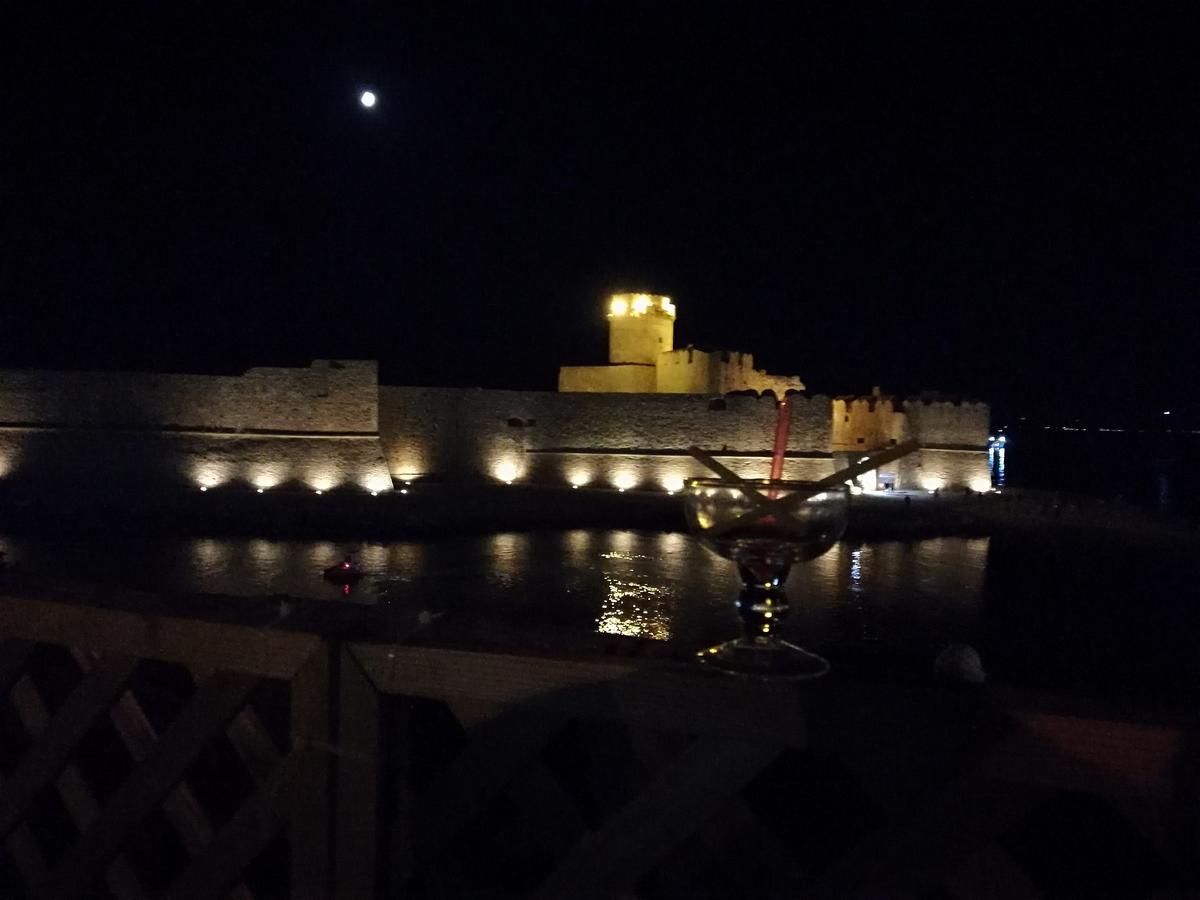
[660,296,675,316]
[609,297,628,316]
[632,294,651,314]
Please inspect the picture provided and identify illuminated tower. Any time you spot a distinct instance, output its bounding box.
[607,293,676,364]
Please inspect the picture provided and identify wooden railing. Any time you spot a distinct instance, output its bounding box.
[0,582,1195,898]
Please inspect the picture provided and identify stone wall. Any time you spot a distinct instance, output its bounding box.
[0,361,991,498]
[832,396,908,451]
[898,448,993,493]
[0,361,391,492]
[0,360,378,433]
[903,397,990,447]
[0,429,391,493]
[831,392,991,490]
[655,348,804,395]
[524,451,835,491]
[557,364,656,393]
[377,386,834,486]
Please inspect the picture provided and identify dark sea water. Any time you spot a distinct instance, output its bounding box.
[2,523,1195,707]
[997,426,1200,520]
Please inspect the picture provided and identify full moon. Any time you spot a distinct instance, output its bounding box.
[359,90,377,108]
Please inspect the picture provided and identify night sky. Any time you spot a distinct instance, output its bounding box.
[3,2,1197,423]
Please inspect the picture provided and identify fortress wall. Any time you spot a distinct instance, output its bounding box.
[832,397,904,451]
[0,363,987,498]
[378,386,463,478]
[902,399,990,447]
[378,387,531,481]
[654,350,715,393]
[655,349,804,395]
[0,428,391,492]
[378,386,833,485]
[523,391,830,453]
[558,365,656,393]
[898,449,993,493]
[0,361,389,493]
[524,451,834,491]
[0,360,378,433]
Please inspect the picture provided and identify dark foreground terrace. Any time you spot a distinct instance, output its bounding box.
[0,575,1194,898]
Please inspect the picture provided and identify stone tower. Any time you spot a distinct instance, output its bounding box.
[607,293,675,364]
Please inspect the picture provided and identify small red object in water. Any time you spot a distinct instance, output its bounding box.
[342,584,350,596]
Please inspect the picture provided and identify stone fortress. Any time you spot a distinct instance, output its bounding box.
[558,293,806,396]
[0,296,991,499]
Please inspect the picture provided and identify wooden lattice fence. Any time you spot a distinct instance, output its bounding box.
[0,585,1195,898]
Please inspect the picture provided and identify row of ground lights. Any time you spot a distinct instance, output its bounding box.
[191,470,990,495]
[494,465,686,494]
[494,466,991,495]
[922,476,995,493]
[197,478,412,496]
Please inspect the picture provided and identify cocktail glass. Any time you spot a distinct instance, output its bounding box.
[685,478,848,679]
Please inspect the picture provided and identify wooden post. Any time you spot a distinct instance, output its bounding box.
[383,694,415,895]
[334,643,379,900]
[290,644,333,900]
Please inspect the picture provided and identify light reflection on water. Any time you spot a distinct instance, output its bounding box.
[598,575,673,640]
[989,445,1007,486]
[0,531,989,649]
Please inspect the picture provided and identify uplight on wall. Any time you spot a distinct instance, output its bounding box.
[363,475,392,494]
[921,476,946,492]
[660,476,685,495]
[969,477,993,493]
[494,460,522,484]
[192,462,232,490]
[568,470,593,489]
[251,469,281,491]
[612,472,638,492]
[306,471,338,493]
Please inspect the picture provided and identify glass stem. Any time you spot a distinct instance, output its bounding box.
[736,585,790,643]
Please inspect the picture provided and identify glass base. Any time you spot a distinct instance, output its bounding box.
[695,637,829,681]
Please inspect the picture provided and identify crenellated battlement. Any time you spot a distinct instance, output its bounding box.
[607,293,676,319]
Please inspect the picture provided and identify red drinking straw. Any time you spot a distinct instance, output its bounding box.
[769,396,790,482]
